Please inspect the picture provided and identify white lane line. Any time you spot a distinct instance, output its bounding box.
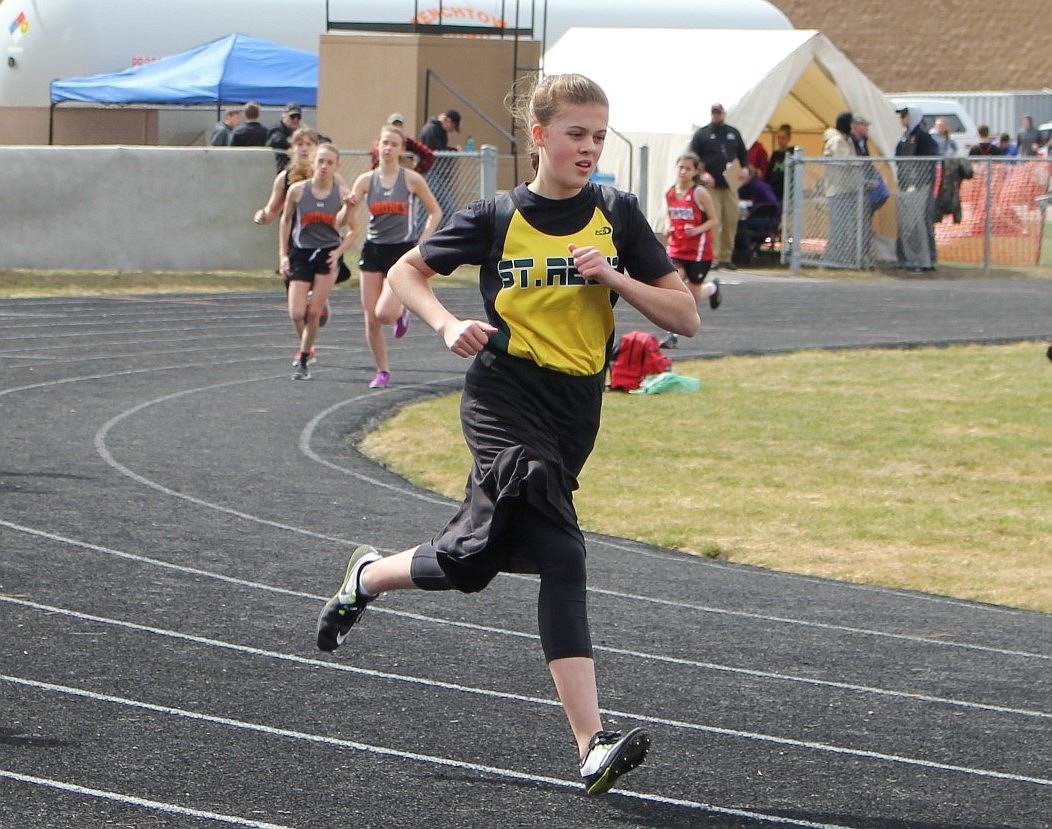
[0,769,294,829]
[578,581,1051,661]
[91,380,377,544]
[1,675,855,828]
[3,519,1050,721]
[0,359,281,400]
[89,378,1049,655]
[298,384,464,507]
[4,597,1051,787]
[3,356,1028,622]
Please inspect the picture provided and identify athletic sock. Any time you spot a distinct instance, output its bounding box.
[356,562,378,599]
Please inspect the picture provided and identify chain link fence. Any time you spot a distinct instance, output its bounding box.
[337,148,494,233]
[782,153,1052,271]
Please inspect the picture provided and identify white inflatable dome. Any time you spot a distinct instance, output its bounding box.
[3,0,792,107]
[541,0,792,47]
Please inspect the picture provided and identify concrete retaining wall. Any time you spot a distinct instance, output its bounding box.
[1,146,281,271]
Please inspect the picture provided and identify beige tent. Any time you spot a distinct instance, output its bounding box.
[544,27,900,225]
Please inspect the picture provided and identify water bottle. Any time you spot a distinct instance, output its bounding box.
[465,136,475,152]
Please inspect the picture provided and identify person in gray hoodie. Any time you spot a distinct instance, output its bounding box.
[1016,115,1041,157]
[895,106,939,272]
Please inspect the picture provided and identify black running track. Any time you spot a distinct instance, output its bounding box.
[1,275,1050,829]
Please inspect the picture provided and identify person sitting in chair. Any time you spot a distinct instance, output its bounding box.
[734,166,781,264]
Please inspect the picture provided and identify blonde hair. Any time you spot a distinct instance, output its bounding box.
[508,73,609,171]
[290,126,320,146]
[380,124,406,144]
[314,142,340,158]
[285,126,321,183]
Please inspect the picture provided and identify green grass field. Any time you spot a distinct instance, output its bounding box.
[362,342,1052,613]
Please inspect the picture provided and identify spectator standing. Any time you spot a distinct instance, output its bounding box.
[851,115,881,264]
[895,106,939,272]
[822,112,861,266]
[369,112,435,174]
[316,73,698,795]
[969,125,1002,156]
[419,109,461,152]
[930,117,958,157]
[850,115,871,157]
[689,103,749,270]
[230,102,268,146]
[998,133,1019,157]
[1017,115,1040,157]
[765,123,793,203]
[419,109,462,228]
[266,103,303,172]
[747,140,769,180]
[209,107,240,146]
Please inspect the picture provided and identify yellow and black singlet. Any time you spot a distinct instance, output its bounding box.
[420,183,674,377]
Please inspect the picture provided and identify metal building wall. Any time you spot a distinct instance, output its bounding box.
[896,91,1052,136]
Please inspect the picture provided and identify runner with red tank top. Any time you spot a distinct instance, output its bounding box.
[667,183,714,264]
[660,152,722,349]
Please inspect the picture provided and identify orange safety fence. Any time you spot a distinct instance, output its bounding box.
[934,159,1051,265]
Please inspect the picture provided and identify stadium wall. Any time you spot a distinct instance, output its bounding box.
[0,147,277,270]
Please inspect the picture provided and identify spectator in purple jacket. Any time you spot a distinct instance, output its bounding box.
[738,165,781,221]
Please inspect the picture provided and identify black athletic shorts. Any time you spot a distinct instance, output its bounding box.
[288,246,350,284]
[671,257,712,284]
[359,240,415,274]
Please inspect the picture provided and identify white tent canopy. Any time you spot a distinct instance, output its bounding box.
[544,27,900,225]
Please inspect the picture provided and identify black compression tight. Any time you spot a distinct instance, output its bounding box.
[410,508,592,662]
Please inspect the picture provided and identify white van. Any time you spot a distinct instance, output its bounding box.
[888,97,980,156]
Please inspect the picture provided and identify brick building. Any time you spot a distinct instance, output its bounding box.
[771,0,1051,92]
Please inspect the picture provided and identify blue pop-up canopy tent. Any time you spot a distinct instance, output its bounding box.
[50,32,318,106]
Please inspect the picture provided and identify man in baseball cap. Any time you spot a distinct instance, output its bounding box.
[265,103,305,171]
[420,109,462,151]
[689,102,749,269]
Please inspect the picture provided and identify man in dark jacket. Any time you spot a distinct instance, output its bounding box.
[895,106,940,272]
[209,107,241,146]
[419,109,461,151]
[266,103,303,171]
[230,102,268,147]
[689,103,749,269]
[418,109,461,228]
[969,125,1003,156]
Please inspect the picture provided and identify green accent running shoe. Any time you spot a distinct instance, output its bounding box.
[316,545,382,652]
[580,727,651,795]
